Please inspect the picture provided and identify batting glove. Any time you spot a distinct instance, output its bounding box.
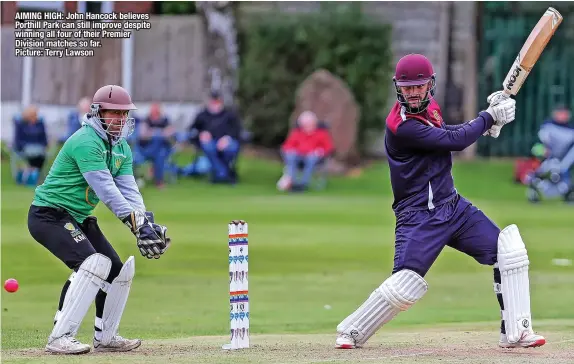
[485,96,516,138]
[487,90,510,106]
[484,90,512,138]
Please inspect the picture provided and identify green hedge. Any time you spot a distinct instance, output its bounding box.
[156,1,196,15]
[237,4,394,155]
[0,141,10,161]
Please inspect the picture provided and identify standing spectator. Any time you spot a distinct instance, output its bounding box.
[277,111,334,192]
[13,105,49,186]
[189,91,242,184]
[135,103,175,188]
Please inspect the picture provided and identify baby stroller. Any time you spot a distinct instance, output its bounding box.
[525,122,574,203]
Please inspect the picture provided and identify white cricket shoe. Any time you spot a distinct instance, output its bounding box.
[93,335,141,352]
[276,174,292,191]
[45,335,91,355]
[499,332,546,348]
[335,333,362,349]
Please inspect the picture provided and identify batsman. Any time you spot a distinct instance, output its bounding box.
[335,54,545,349]
[27,85,171,354]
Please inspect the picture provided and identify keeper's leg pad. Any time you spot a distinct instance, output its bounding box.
[337,269,427,345]
[50,253,111,340]
[97,256,135,345]
[497,224,533,343]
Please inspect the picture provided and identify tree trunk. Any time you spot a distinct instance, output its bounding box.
[197,1,239,107]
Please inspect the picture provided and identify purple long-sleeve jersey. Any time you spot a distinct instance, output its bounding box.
[384,100,494,214]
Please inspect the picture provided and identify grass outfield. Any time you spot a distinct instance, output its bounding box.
[1,156,573,361]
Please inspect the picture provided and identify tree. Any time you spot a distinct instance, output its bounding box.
[197,1,239,106]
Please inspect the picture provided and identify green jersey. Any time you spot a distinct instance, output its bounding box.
[33,124,134,223]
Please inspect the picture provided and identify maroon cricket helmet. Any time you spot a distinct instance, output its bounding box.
[92,85,137,110]
[90,85,137,143]
[393,54,436,114]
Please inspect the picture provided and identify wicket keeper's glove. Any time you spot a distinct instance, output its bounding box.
[122,211,170,259]
[145,211,171,255]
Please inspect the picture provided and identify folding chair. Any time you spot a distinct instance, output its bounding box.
[10,117,52,186]
[183,128,252,182]
[129,118,180,186]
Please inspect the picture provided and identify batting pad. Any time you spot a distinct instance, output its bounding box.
[97,256,135,345]
[498,224,532,343]
[50,253,111,339]
[337,269,428,345]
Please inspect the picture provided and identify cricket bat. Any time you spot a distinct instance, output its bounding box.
[502,7,563,96]
[487,7,563,138]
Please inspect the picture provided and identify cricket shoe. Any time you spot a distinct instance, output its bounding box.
[276,174,292,191]
[93,335,141,352]
[335,333,363,349]
[45,335,91,355]
[499,332,546,348]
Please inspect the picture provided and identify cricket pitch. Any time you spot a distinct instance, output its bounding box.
[3,324,573,364]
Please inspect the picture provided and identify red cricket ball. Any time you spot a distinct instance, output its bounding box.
[4,278,19,293]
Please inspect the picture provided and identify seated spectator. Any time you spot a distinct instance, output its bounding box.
[189,91,242,184]
[521,106,574,203]
[536,106,574,166]
[59,97,90,143]
[277,111,334,192]
[136,103,175,188]
[13,105,48,186]
[128,115,142,145]
[541,105,572,130]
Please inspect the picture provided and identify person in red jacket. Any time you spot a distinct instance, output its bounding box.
[277,111,334,191]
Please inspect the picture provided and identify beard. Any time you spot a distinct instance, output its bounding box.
[407,96,422,108]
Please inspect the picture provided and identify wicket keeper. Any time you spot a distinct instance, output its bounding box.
[27,85,171,354]
[335,54,545,349]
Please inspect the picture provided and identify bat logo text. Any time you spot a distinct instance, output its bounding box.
[505,65,522,91]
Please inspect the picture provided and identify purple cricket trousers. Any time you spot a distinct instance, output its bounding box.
[392,195,500,277]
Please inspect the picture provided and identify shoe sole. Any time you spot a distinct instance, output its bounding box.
[45,347,91,355]
[93,340,142,353]
[336,344,356,349]
[499,338,546,348]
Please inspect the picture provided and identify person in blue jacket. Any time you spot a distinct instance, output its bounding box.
[13,105,49,185]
